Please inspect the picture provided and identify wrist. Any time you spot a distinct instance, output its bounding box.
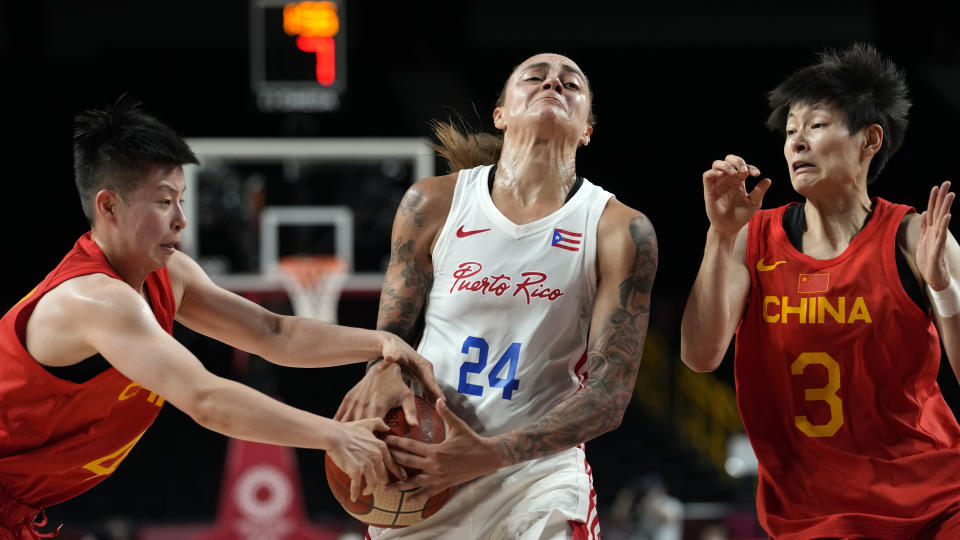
[374,330,391,357]
[488,434,514,469]
[706,225,739,244]
[928,276,960,317]
[705,226,740,256]
[365,356,385,372]
[367,330,397,366]
[315,416,343,450]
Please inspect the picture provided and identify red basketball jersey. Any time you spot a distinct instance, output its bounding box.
[0,232,176,508]
[736,198,960,539]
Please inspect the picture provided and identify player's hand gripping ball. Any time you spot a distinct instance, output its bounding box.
[325,396,454,528]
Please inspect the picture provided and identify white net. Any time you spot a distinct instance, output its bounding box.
[274,256,348,323]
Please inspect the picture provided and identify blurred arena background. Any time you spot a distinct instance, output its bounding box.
[2,1,960,539]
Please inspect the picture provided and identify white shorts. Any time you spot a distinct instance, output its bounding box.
[367,445,599,540]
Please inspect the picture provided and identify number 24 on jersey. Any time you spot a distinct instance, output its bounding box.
[458,336,521,400]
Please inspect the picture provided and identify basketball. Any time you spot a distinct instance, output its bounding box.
[325,396,454,528]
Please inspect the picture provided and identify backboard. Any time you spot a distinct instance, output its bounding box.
[181,138,434,296]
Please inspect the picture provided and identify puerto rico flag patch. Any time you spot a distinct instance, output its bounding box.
[551,228,582,252]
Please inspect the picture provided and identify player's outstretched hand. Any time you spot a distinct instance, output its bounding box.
[703,154,771,236]
[383,397,501,506]
[327,418,406,502]
[917,180,956,291]
[335,360,425,425]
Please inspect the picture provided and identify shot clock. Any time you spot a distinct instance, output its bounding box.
[251,0,347,112]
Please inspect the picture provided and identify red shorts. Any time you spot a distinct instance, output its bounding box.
[0,485,55,540]
[805,506,960,540]
[918,506,960,540]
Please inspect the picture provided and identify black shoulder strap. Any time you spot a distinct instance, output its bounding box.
[44,353,110,383]
[782,203,804,251]
[895,223,929,312]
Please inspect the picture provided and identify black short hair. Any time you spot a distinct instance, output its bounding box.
[766,43,911,183]
[73,96,198,222]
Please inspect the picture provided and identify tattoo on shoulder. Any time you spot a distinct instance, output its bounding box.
[398,189,427,228]
[620,214,658,312]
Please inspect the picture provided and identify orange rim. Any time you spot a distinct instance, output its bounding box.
[276,255,347,287]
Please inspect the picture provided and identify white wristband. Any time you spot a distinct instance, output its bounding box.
[928,277,960,318]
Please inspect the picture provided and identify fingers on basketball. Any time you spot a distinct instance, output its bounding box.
[325,396,454,528]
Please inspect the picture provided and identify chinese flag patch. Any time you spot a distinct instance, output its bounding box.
[798,273,829,294]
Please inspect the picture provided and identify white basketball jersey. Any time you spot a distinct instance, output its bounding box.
[423,164,613,436]
[369,165,611,539]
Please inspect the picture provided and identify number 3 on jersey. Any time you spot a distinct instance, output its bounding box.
[792,352,844,437]
[458,336,521,399]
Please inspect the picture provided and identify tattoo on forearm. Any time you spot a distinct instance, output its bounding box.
[377,189,435,346]
[497,214,658,465]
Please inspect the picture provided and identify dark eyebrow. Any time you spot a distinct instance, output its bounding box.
[155,184,183,195]
[520,62,585,80]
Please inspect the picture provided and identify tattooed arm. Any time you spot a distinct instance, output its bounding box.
[334,175,455,425]
[387,200,658,502]
[494,202,656,462]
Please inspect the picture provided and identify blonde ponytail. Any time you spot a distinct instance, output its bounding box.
[429,120,503,173]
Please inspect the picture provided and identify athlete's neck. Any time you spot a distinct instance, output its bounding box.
[494,140,577,209]
[91,230,149,293]
[801,192,874,259]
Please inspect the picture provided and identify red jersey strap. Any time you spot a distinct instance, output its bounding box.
[143,266,175,334]
[745,203,789,284]
[40,232,123,287]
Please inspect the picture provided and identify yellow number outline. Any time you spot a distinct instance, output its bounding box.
[82,430,146,479]
[791,352,843,437]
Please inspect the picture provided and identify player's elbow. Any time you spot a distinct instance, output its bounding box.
[602,409,626,434]
[181,385,231,432]
[595,397,630,436]
[679,342,723,373]
[247,313,294,365]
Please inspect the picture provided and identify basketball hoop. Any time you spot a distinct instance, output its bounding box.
[275,255,348,323]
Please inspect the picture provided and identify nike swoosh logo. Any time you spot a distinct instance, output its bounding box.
[756,258,787,272]
[456,226,491,238]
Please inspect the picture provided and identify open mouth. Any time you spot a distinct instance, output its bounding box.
[792,161,815,173]
[535,96,565,108]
